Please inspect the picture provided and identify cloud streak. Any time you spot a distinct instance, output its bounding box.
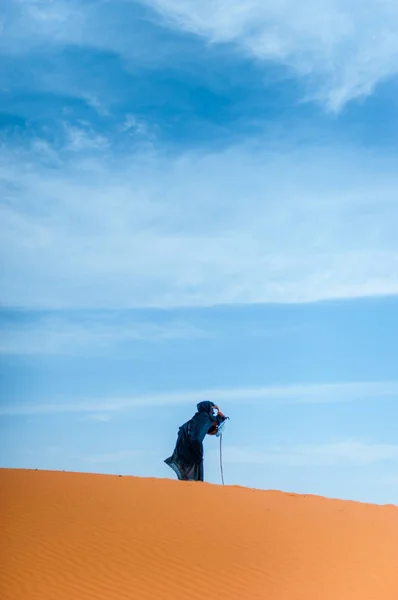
[2,3,398,312]
[143,0,398,110]
[3,1,398,111]
[0,313,209,356]
[1,380,397,416]
[2,138,398,310]
[223,440,398,467]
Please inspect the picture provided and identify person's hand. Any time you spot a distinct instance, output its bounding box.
[214,405,226,419]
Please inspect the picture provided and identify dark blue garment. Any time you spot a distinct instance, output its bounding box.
[164,401,224,481]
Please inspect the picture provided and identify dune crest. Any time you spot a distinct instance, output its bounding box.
[1,468,397,600]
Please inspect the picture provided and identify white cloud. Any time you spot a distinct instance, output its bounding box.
[3,1,398,110]
[82,414,112,423]
[1,380,397,416]
[63,123,109,152]
[0,0,85,54]
[122,115,152,137]
[143,0,398,110]
[82,94,110,117]
[1,139,398,309]
[0,314,208,356]
[223,440,398,467]
[0,0,186,69]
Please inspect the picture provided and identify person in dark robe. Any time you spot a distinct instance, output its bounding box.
[164,401,227,482]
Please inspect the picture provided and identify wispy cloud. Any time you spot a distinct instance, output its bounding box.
[121,114,155,139]
[63,123,109,152]
[3,1,398,111]
[2,3,398,312]
[143,0,398,111]
[1,380,397,416]
[223,440,398,467]
[2,139,398,309]
[80,414,112,423]
[0,313,209,356]
[0,0,189,72]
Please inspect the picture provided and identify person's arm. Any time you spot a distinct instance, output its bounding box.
[207,406,228,435]
[214,405,227,422]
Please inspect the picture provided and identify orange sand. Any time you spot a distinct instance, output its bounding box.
[1,469,397,600]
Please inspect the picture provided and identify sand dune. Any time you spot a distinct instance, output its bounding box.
[1,469,397,600]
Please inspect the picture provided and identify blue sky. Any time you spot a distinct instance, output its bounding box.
[1,0,398,504]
